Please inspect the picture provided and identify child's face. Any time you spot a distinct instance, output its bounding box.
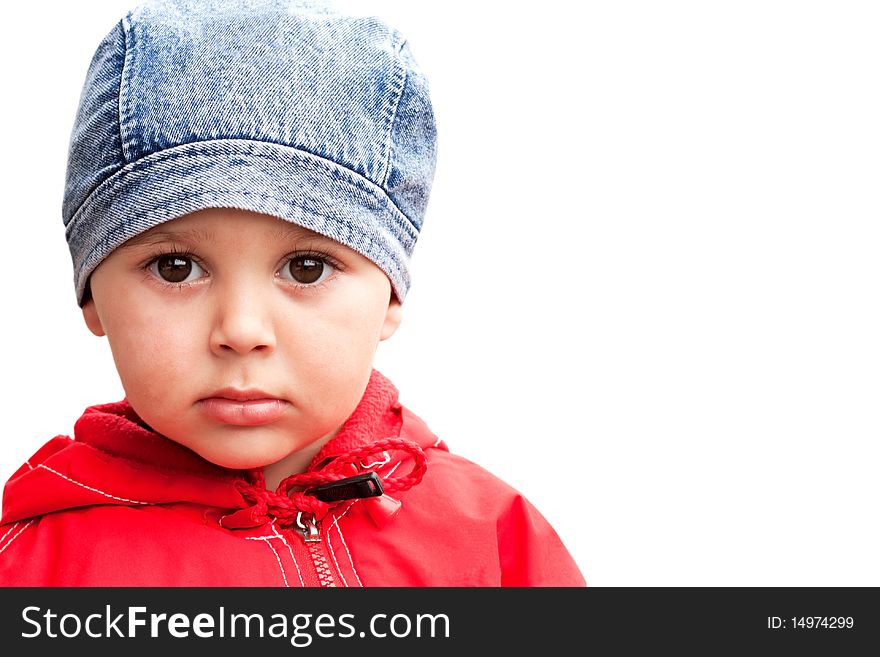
[82,208,401,474]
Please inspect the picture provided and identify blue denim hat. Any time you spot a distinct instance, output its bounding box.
[63,0,436,304]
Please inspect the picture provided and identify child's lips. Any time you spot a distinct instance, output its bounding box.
[197,396,289,426]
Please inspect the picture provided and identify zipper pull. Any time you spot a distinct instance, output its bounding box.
[295,511,321,542]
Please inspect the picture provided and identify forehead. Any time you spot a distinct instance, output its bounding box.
[119,209,343,250]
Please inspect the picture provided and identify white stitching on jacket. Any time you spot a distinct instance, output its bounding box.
[0,522,20,546]
[37,464,150,505]
[326,502,356,588]
[0,520,35,556]
[246,533,289,587]
[269,522,305,588]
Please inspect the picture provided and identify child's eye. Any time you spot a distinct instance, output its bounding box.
[148,254,206,284]
[279,255,335,286]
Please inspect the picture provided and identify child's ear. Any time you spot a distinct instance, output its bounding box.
[81,299,106,337]
[380,296,403,341]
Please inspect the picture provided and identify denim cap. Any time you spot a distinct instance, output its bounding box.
[63,0,436,304]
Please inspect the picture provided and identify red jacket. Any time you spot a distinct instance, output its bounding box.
[0,371,585,587]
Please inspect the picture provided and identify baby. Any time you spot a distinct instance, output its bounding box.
[0,0,584,586]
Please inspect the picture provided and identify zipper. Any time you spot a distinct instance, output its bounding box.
[294,512,338,587]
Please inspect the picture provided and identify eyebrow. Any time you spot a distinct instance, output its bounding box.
[269,222,341,247]
[120,227,215,249]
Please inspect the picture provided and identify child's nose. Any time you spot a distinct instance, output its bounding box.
[208,287,276,356]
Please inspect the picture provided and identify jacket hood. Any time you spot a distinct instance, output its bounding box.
[1,370,439,525]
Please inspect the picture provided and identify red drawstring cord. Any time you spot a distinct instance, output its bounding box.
[233,437,427,527]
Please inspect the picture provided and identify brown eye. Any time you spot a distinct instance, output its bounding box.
[150,255,204,283]
[283,256,331,285]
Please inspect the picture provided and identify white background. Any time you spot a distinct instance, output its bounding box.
[1,1,879,586]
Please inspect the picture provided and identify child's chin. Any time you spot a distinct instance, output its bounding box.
[173,434,296,471]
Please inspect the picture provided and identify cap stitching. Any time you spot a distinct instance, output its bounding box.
[118,15,134,164]
[378,35,408,190]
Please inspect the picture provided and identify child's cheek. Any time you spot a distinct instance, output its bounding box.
[298,300,385,373]
[107,308,202,404]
